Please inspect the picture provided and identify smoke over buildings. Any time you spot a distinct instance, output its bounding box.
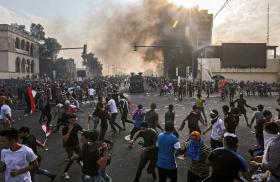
[0,0,280,74]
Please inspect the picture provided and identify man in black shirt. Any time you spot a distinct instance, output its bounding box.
[165,104,178,138]
[129,122,158,182]
[19,126,56,182]
[179,105,206,134]
[119,94,134,130]
[222,105,238,133]
[233,94,253,127]
[62,114,85,179]
[145,103,163,132]
[207,133,252,182]
[81,131,109,182]
[92,102,110,140]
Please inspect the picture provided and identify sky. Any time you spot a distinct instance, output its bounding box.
[0,0,279,72]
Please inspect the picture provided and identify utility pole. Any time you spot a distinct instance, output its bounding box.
[267,1,270,44]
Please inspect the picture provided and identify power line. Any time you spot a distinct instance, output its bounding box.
[214,0,232,19]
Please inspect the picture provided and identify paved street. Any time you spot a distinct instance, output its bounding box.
[1,93,279,182]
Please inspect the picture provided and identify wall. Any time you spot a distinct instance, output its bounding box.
[8,52,39,73]
[0,52,8,71]
[206,58,280,82]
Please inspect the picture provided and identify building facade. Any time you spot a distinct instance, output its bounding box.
[0,24,39,79]
[54,58,76,80]
[205,58,280,82]
[163,7,213,79]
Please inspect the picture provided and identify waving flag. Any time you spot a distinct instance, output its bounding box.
[69,104,78,113]
[41,121,52,137]
[27,87,37,113]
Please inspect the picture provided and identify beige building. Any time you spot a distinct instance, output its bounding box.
[0,24,39,79]
[201,58,280,82]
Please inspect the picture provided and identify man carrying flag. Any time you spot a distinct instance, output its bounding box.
[25,86,37,116]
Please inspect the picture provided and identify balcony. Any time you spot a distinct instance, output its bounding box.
[15,48,29,55]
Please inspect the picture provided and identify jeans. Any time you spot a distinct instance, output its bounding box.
[64,145,82,172]
[99,169,112,182]
[187,170,208,182]
[31,168,56,182]
[109,113,122,131]
[157,166,177,182]
[81,174,105,182]
[99,125,108,140]
[198,107,207,124]
[134,150,157,182]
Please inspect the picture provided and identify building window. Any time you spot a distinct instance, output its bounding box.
[15,57,20,72]
[21,58,26,73]
[15,37,20,49]
[27,59,30,73]
[31,60,35,73]
[26,42,30,52]
[30,43,34,56]
[21,40,26,50]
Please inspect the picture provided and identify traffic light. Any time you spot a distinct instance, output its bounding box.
[83,44,87,55]
[133,43,137,51]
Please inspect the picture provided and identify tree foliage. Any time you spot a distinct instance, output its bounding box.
[30,23,46,40]
[82,53,103,77]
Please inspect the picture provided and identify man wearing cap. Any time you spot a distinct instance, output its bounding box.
[250,122,280,182]
[203,110,226,150]
[178,131,210,182]
[207,132,252,182]
[129,122,157,182]
[179,105,206,135]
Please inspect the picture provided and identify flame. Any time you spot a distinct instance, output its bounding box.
[167,0,197,8]
[172,20,178,28]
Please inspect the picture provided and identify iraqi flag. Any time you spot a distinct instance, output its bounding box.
[27,87,37,113]
[41,122,52,138]
[69,104,78,113]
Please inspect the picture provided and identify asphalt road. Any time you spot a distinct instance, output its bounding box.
[1,92,279,182]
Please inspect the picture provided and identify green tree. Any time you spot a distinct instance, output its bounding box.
[82,53,103,77]
[30,23,46,40]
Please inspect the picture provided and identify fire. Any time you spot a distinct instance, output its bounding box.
[172,20,178,28]
[167,0,197,8]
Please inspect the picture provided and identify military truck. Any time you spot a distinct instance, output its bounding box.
[129,72,144,93]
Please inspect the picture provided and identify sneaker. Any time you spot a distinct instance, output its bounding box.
[24,114,28,117]
[63,172,70,179]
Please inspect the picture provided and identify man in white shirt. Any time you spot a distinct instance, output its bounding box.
[203,110,226,150]
[0,97,14,129]
[106,95,123,134]
[0,128,38,182]
[88,87,96,102]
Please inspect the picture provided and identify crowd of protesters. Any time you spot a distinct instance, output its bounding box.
[146,77,280,102]
[0,76,279,182]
